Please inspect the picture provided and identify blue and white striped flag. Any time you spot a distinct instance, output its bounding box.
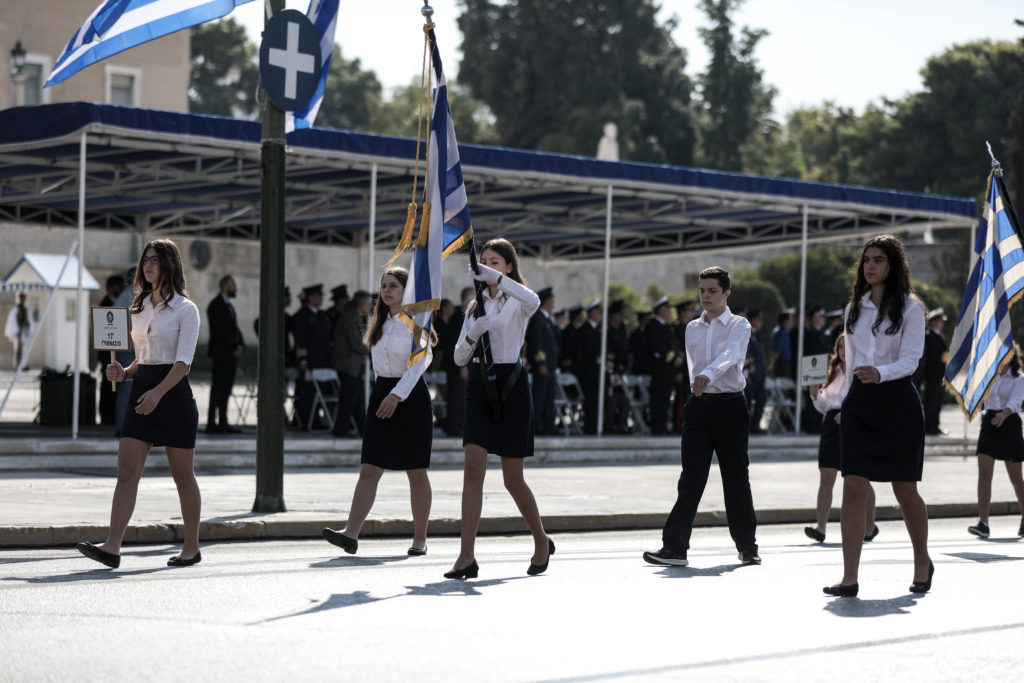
[945,171,1024,419]
[400,43,474,367]
[286,0,337,132]
[46,0,255,87]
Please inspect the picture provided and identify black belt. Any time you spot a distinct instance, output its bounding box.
[695,391,744,402]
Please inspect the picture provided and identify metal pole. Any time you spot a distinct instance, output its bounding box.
[72,132,86,438]
[795,204,809,434]
[596,184,612,436]
[365,162,377,402]
[254,0,287,513]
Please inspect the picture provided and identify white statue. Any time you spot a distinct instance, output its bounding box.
[596,122,619,161]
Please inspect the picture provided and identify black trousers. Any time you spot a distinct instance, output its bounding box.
[445,367,466,437]
[208,354,237,426]
[531,368,556,434]
[649,372,673,435]
[332,373,365,436]
[580,366,600,435]
[923,377,943,432]
[745,379,766,432]
[662,394,758,553]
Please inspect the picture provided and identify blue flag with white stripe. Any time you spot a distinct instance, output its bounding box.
[286,0,337,132]
[400,42,474,368]
[46,0,255,87]
[945,171,1024,419]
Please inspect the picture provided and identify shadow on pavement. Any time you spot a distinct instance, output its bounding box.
[945,551,1024,563]
[651,563,745,578]
[0,566,172,583]
[823,593,920,617]
[308,555,408,568]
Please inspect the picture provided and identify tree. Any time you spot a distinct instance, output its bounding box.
[456,0,696,164]
[368,79,499,144]
[189,19,261,119]
[694,0,776,172]
[313,46,384,131]
[756,246,858,311]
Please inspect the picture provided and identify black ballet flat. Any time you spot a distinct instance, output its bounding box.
[407,545,428,556]
[822,582,859,597]
[804,527,825,543]
[444,560,479,579]
[909,561,934,593]
[527,538,556,576]
[322,528,358,554]
[167,550,202,567]
[864,524,880,542]
[76,541,120,569]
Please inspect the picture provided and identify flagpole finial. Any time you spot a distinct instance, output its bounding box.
[422,3,434,19]
[987,140,1004,178]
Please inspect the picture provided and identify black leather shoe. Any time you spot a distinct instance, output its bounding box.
[407,545,428,556]
[804,527,826,543]
[167,550,202,567]
[738,550,761,565]
[527,538,556,575]
[322,528,358,554]
[864,524,880,542]
[444,560,479,579]
[909,561,934,593]
[823,582,859,597]
[76,541,120,568]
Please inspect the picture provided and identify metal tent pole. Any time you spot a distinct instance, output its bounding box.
[72,132,86,439]
[795,204,809,434]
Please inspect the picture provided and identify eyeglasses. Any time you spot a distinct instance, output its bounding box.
[140,256,160,265]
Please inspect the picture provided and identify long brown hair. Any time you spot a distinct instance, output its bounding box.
[131,239,188,313]
[480,237,526,286]
[362,266,438,350]
[825,333,845,387]
[845,234,918,336]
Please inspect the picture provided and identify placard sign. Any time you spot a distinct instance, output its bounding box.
[91,307,130,351]
[800,353,828,386]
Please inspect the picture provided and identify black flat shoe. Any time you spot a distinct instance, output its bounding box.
[804,527,825,543]
[822,582,859,597]
[322,528,358,554]
[910,561,934,593]
[864,524,880,542]
[407,545,428,556]
[527,538,556,576]
[444,560,479,579]
[167,550,202,567]
[76,541,120,569]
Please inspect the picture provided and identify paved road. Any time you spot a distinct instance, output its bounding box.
[2,519,1022,681]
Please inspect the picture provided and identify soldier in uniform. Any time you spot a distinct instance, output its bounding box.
[526,287,559,435]
[327,284,349,331]
[918,308,949,435]
[605,300,632,433]
[647,296,683,435]
[292,284,333,430]
[578,299,603,434]
[673,301,695,432]
[560,303,584,377]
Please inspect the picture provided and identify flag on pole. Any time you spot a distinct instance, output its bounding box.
[286,0,338,132]
[46,0,255,87]
[945,169,1024,419]
[399,45,474,367]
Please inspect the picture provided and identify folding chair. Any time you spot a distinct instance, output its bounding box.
[553,372,585,435]
[424,370,448,434]
[765,376,796,433]
[230,365,258,425]
[621,373,651,434]
[302,368,341,432]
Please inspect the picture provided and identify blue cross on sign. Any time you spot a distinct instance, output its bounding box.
[258,9,322,112]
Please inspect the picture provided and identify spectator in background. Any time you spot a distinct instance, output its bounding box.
[526,287,559,435]
[112,268,137,435]
[822,307,845,348]
[96,275,127,425]
[673,301,695,432]
[769,309,794,378]
[331,290,372,437]
[327,285,349,330]
[744,309,767,434]
[292,284,333,430]
[647,296,682,435]
[578,299,603,434]
[918,308,949,436]
[442,287,474,436]
[560,304,585,377]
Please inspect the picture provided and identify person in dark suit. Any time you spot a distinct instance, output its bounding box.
[629,310,653,376]
[441,287,474,436]
[97,275,127,426]
[647,296,682,435]
[673,301,695,432]
[578,299,603,434]
[331,290,372,437]
[327,284,349,331]
[604,300,632,433]
[744,309,768,434]
[796,308,829,434]
[919,308,949,435]
[206,275,245,433]
[526,287,559,435]
[560,304,585,377]
[292,284,333,430]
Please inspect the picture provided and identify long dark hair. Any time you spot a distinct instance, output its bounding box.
[480,237,526,286]
[131,239,188,313]
[1006,343,1021,377]
[845,234,917,336]
[825,332,845,387]
[363,266,438,349]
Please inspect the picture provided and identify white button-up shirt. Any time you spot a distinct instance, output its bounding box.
[685,307,750,393]
[453,278,540,366]
[982,371,1024,412]
[812,367,847,413]
[372,313,432,400]
[130,293,200,367]
[840,294,924,396]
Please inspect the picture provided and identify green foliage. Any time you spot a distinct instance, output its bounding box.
[189,19,261,118]
[456,0,696,164]
[313,46,384,131]
[367,80,499,144]
[756,246,858,311]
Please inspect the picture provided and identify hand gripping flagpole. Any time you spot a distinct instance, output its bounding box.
[422,3,503,421]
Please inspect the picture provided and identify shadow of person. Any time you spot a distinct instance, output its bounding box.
[946,551,1024,563]
[404,576,530,597]
[253,590,397,624]
[824,593,920,618]
[308,555,408,569]
[0,566,172,584]
[652,563,744,579]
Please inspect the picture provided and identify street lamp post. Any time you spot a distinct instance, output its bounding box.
[10,40,27,107]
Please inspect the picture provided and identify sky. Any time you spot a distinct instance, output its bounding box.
[234,0,1023,116]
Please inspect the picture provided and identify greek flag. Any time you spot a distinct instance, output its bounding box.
[400,45,474,367]
[46,0,255,87]
[945,171,1024,419]
[286,0,337,132]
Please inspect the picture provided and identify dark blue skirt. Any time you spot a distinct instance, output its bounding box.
[463,362,534,459]
[817,408,841,470]
[361,377,433,470]
[977,411,1024,462]
[120,364,199,449]
[840,375,924,482]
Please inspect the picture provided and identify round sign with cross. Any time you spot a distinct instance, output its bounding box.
[258,9,322,112]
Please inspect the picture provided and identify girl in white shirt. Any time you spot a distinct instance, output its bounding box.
[77,239,202,569]
[805,333,878,544]
[824,234,932,598]
[445,238,553,579]
[968,343,1024,539]
[323,266,436,556]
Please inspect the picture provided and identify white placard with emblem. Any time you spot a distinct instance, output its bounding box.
[91,307,130,351]
[800,354,828,386]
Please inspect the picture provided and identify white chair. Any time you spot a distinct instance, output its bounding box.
[621,373,651,434]
[230,365,258,425]
[553,372,585,435]
[424,370,448,434]
[765,376,796,434]
[290,368,340,432]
